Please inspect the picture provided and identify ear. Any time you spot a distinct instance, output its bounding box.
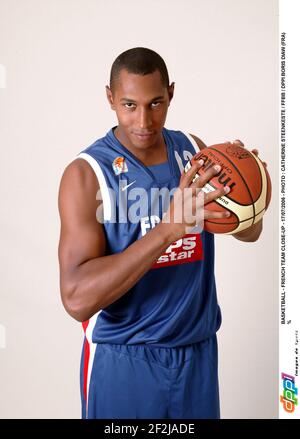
[168,82,175,104]
[106,85,115,110]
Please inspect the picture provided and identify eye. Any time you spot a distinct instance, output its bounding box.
[123,101,162,109]
[124,103,135,109]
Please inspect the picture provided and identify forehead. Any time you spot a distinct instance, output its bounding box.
[114,69,166,101]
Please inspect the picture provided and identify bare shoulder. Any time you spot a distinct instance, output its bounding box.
[189,133,207,150]
[59,157,99,193]
[58,157,101,222]
[58,157,106,305]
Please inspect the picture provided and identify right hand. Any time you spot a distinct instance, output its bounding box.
[162,159,231,240]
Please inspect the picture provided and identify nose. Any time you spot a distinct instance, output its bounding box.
[138,107,152,130]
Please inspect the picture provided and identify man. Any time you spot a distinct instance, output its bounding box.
[58,47,263,419]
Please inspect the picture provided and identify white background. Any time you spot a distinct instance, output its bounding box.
[0,0,278,418]
[279,0,300,419]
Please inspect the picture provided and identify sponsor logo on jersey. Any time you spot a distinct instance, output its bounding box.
[140,216,203,268]
[153,234,203,268]
[112,156,128,175]
[121,180,136,191]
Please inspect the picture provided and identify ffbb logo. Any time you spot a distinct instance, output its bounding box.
[280,372,298,413]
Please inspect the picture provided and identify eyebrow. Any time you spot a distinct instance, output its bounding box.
[120,96,165,103]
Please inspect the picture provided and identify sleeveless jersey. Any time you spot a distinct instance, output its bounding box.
[75,126,222,349]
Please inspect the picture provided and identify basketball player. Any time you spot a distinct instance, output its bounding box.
[58,48,263,419]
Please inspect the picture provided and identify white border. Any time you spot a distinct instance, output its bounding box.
[73,152,112,221]
[279,0,300,419]
[182,132,200,153]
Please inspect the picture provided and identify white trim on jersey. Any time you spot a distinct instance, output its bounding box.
[85,311,100,419]
[73,152,112,221]
[182,132,201,153]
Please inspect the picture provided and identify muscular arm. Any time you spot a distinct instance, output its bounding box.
[58,159,178,322]
[58,149,230,322]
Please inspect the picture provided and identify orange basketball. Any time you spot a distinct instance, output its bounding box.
[185,142,272,234]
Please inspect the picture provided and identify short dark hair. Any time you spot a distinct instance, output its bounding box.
[109,47,170,94]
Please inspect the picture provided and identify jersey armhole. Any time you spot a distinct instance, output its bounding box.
[181,132,201,153]
[71,152,112,221]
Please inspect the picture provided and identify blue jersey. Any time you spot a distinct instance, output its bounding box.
[76,126,221,350]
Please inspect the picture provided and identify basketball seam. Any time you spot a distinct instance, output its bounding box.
[209,190,257,208]
[251,155,263,200]
[209,146,256,225]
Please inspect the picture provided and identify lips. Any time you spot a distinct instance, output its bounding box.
[134,132,154,136]
[133,132,154,140]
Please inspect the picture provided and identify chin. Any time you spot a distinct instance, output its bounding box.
[130,132,158,147]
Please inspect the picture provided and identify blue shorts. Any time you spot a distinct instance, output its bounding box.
[80,335,220,419]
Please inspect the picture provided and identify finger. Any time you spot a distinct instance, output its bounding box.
[203,185,230,205]
[251,148,259,156]
[181,159,204,187]
[190,164,222,189]
[233,139,244,147]
[204,209,231,220]
[263,161,267,168]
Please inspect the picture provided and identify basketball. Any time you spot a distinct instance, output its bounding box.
[185,142,272,234]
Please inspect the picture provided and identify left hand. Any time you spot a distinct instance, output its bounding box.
[231,139,268,169]
[229,139,265,242]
